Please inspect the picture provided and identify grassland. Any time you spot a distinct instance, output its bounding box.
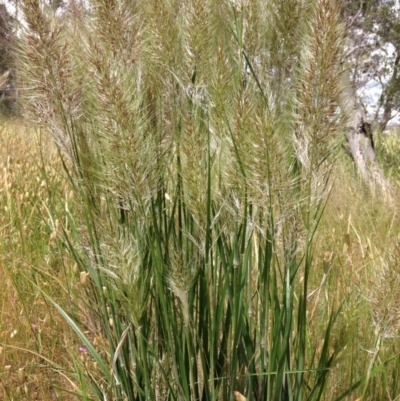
[0,119,88,400]
[1,118,400,400]
[4,0,400,399]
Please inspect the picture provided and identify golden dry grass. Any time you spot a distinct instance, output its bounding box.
[0,118,82,400]
[312,154,400,400]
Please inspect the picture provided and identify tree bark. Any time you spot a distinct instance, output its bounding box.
[340,76,393,199]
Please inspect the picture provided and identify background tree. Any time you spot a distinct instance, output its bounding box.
[336,0,400,196]
[343,0,400,131]
[0,3,16,114]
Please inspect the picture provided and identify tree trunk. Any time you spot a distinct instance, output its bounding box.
[340,77,393,199]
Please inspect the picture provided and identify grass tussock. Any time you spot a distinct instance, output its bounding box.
[0,0,399,400]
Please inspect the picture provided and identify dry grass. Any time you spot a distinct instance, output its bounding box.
[0,118,83,400]
[312,152,400,400]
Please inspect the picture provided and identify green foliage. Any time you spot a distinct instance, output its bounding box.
[375,131,400,180]
[343,0,400,130]
[17,0,351,400]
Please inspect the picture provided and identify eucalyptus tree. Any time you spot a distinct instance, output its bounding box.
[337,0,400,196]
[343,0,400,132]
[0,3,16,114]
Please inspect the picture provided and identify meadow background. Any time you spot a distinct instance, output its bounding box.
[1,0,400,400]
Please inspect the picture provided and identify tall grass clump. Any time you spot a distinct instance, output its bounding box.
[18,0,348,399]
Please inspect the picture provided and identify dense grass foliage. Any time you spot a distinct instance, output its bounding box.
[0,0,398,400]
[2,124,400,400]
